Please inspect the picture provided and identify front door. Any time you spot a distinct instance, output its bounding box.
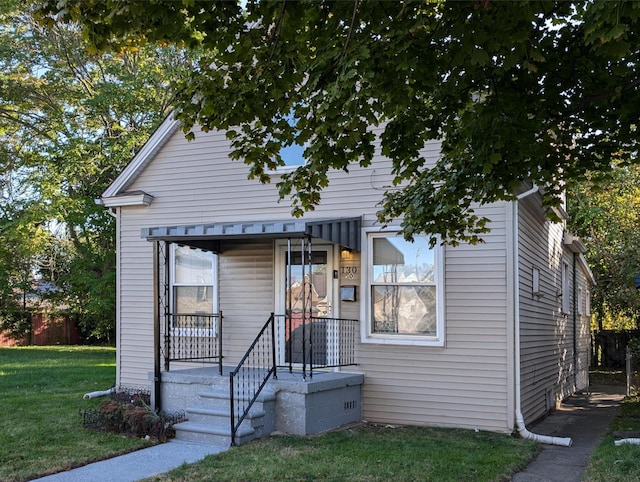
[276,243,333,366]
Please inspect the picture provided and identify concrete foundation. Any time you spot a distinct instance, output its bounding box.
[153,367,364,439]
[273,372,364,435]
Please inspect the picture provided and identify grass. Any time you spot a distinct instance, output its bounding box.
[0,346,540,481]
[589,368,626,386]
[0,346,151,482]
[146,424,539,482]
[584,393,640,481]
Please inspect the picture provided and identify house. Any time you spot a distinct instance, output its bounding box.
[99,114,594,446]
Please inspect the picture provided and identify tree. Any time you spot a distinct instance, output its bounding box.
[35,0,640,245]
[0,2,196,342]
[568,166,640,330]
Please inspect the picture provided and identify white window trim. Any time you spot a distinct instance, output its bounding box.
[577,286,584,315]
[561,260,571,315]
[267,164,302,176]
[170,244,219,336]
[360,227,445,347]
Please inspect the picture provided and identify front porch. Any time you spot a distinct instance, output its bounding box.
[153,312,362,446]
[155,366,364,447]
[146,219,365,446]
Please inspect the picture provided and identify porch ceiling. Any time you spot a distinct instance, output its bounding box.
[141,217,361,251]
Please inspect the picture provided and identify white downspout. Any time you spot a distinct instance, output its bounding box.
[512,186,573,447]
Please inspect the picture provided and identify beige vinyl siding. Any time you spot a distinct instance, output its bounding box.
[517,194,581,422]
[358,204,512,433]
[217,240,274,366]
[114,122,517,432]
[117,208,156,387]
[126,124,437,222]
[338,250,361,321]
[115,125,437,388]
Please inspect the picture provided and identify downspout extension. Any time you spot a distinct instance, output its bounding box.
[515,410,573,446]
[83,387,116,400]
[513,185,573,446]
[615,438,640,446]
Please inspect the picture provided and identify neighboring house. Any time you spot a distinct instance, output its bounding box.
[99,114,594,446]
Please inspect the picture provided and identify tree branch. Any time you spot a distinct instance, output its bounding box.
[267,1,287,62]
[569,77,640,115]
[339,0,360,61]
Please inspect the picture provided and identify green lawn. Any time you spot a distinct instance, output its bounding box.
[0,346,151,482]
[1,346,540,482]
[145,425,538,482]
[584,393,640,481]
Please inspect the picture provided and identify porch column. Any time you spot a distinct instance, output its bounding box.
[152,240,161,411]
[287,238,292,372]
[152,240,170,411]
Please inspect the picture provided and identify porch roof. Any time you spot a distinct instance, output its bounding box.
[141,217,361,251]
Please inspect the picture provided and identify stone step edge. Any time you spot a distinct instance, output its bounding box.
[186,405,265,418]
[173,420,254,438]
[198,388,277,402]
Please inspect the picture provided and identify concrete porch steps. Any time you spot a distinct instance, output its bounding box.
[172,420,254,447]
[173,387,276,447]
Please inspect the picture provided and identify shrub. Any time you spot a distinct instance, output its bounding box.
[0,309,32,344]
[83,389,185,442]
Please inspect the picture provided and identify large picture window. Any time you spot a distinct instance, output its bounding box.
[171,245,217,330]
[364,230,444,345]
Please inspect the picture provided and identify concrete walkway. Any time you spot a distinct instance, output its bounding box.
[512,384,626,482]
[34,440,228,482]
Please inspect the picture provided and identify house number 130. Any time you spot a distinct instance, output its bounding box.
[341,266,358,279]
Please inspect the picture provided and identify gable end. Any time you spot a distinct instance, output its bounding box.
[102,114,181,199]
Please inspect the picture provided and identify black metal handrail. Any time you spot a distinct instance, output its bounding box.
[276,314,359,378]
[164,313,223,375]
[229,313,277,446]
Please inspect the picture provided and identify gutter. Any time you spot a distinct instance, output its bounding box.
[512,185,573,447]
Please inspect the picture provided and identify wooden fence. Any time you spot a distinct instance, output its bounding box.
[0,312,81,347]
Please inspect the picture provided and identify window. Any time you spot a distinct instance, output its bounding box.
[363,230,444,345]
[562,260,571,314]
[577,287,584,315]
[171,245,217,331]
[532,267,541,297]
